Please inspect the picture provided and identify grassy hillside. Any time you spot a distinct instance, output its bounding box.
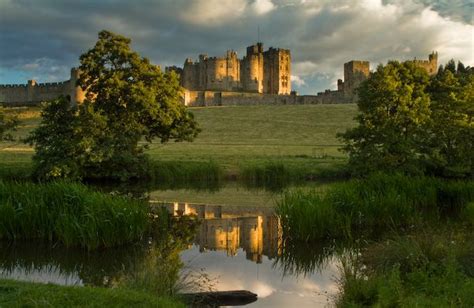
[0,104,358,177]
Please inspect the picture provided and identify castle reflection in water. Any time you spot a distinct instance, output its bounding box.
[165,203,281,263]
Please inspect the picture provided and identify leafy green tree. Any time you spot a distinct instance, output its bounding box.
[25,97,81,179]
[426,62,473,176]
[339,61,431,175]
[27,30,200,180]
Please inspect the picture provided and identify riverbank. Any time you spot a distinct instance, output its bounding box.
[337,228,474,307]
[0,279,184,307]
[0,181,149,249]
[277,173,474,241]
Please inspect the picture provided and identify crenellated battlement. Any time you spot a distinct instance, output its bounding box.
[0,68,85,106]
[36,81,69,87]
[0,84,28,88]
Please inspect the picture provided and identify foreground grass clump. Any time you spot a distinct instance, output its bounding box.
[277,173,474,241]
[337,231,474,307]
[0,181,149,249]
[0,279,184,308]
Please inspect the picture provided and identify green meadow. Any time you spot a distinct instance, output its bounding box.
[0,104,358,179]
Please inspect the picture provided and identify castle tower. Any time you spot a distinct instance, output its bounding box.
[182,58,200,90]
[263,47,291,95]
[343,60,370,97]
[69,68,85,105]
[27,79,37,102]
[241,43,264,93]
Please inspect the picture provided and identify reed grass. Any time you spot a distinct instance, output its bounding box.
[149,160,221,184]
[0,180,149,249]
[276,173,474,241]
[336,230,474,307]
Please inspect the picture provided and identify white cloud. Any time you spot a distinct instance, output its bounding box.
[251,0,276,15]
[290,75,306,86]
[0,0,472,93]
[180,0,248,26]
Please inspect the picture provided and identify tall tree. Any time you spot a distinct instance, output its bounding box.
[27,30,200,180]
[427,63,473,176]
[339,61,431,175]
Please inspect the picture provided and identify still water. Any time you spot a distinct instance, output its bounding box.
[0,183,342,307]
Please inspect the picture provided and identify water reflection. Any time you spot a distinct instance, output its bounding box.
[165,203,281,263]
[165,202,343,307]
[0,200,344,307]
[0,242,148,287]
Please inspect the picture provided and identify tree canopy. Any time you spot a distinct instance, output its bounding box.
[339,59,473,177]
[0,106,18,142]
[27,30,200,180]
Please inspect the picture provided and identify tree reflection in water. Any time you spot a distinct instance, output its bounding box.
[0,208,200,298]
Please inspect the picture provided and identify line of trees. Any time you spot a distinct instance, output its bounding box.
[339,59,473,177]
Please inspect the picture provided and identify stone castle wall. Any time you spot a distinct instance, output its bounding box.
[183,89,350,107]
[0,68,85,106]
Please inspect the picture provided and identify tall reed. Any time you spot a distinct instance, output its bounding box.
[0,180,149,249]
[149,160,221,184]
[276,173,474,241]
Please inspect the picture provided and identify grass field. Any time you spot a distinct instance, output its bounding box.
[0,104,358,178]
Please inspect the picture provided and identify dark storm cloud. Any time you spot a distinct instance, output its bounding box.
[0,0,472,94]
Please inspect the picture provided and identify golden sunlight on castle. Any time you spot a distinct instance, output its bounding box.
[166,203,281,263]
[0,43,437,107]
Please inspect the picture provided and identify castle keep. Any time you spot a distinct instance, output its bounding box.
[176,43,291,95]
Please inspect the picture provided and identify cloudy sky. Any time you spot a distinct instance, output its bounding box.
[0,0,472,94]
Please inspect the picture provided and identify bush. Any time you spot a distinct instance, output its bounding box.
[337,231,474,307]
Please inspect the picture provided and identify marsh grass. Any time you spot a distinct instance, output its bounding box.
[336,230,474,307]
[0,181,149,249]
[277,173,474,241]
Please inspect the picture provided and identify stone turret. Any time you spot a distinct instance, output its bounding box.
[263,47,291,95]
[241,43,264,93]
[70,67,85,105]
[343,60,370,97]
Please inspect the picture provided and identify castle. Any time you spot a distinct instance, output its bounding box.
[166,46,437,106]
[174,43,291,95]
[0,46,438,107]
